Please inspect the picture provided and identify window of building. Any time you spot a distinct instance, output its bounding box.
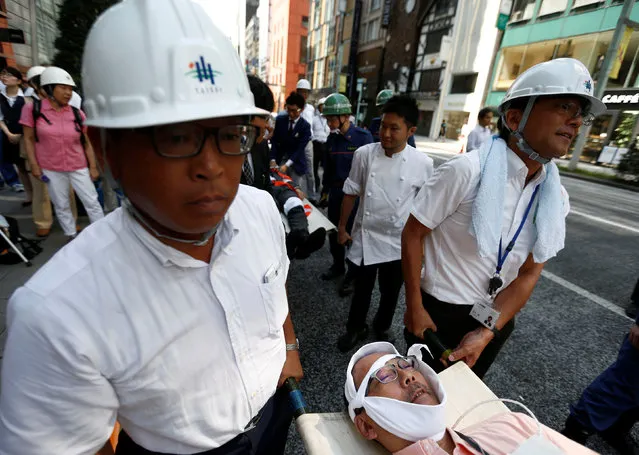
[419,68,442,92]
[433,0,456,18]
[300,35,308,63]
[510,0,535,23]
[572,0,603,10]
[302,16,309,29]
[324,0,334,22]
[424,27,450,55]
[538,0,568,18]
[370,0,381,12]
[328,24,335,51]
[368,19,380,42]
[313,0,321,29]
[450,73,478,94]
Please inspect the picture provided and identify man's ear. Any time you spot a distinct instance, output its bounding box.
[408,125,417,136]
[354,413,378,441]
[504,109,522,133]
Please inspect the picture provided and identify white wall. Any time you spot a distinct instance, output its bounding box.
[431,0,500,136]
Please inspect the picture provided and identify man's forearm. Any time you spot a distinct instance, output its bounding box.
[492,259,544,331]
[338,194,357,230]
[402,216,428,310]
[282,313,296,344]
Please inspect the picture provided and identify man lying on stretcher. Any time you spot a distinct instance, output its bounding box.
[345,342,596,455]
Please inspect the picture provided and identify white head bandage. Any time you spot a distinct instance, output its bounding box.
[344,342,448,443]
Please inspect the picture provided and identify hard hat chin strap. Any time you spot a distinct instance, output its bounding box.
[123,199,219,247]
[508,96,550,165]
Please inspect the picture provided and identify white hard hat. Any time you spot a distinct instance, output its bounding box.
[81,0,267,129]
[318,97,326,105]
[499,58,606,116]
[40,67,76,87]
[296,79,311,90]
[26,66,46,81]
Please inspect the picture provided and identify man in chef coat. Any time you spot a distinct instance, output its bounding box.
[336,95,433,352]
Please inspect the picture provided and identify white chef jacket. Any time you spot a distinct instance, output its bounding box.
[343,143,434,266]
[466,124,493,152]
[312,111,330,143]
[411,149,570,305]
[0,185,290,455]
[302,103,315,139]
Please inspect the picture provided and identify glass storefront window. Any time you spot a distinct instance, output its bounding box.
[520,40,555,72]
[538,0,568,18]
[494,45,525,91]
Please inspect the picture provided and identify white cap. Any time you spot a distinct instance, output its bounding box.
[500,58,606,116]
[296,79,311,90]
[26,66,46,81]
[318,97,327,105]
[41,67,76,87]
[81,0,268,129]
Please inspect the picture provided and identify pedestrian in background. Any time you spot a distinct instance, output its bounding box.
[336,95,433,352]
[312,97,330,195]
[438,119,447,141]
[21,67,103,240]
[401,58,605,378]
[296,78,318,203]
[320,93,373,297]
[0,67,29,198]
[467,107,495,152]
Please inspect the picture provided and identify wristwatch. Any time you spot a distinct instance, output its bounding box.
[286,338,299,351]
[490,326,501,342]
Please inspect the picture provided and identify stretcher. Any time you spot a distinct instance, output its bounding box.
[100,362,506,454]
[295,361,510,455]
[281,199,336,234]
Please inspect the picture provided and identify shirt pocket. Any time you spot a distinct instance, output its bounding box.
[258,262,289,336]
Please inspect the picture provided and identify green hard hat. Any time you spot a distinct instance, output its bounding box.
[376,89,394,107]
[322,93,352,115]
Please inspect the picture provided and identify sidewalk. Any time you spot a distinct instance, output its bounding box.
[0,187,76,356]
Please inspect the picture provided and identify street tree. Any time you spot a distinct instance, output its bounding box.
[52,0,117,91]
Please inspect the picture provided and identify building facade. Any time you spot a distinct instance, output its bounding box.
[485,0,638,163]
[268,0,310,111]
[245,14,260,75]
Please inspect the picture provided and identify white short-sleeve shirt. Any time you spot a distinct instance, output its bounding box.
[411,149,569,305]
[0,185,290,455]
[343,143,434,266]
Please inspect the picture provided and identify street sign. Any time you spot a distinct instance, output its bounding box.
[381,0,392,28]
[0,28,25,44]
[602,89,639,110]
[497,0,513,30]
[356,77,366,92]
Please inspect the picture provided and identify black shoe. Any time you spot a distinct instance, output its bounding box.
[338,274,355,297]
[295,228,326,260]
[626,303,637,319]
[561,415,592,446]
[337,326,369,352]
[308,198,319,206]
[375,331,396,344]
[321,266,345,281]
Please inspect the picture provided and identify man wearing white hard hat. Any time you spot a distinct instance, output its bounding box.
[296,78,318,202]
[402,58,606,378]
[345,342,594,454]
[312,96,330,194]
[0,1,302,454]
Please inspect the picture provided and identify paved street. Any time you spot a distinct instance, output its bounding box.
[0,154,637,454]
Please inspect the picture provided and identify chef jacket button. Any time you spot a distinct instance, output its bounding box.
[371,172,376,177]
[396,197,401,202]
[365,211,370,216]
[391,216,396,221]
[367,191,372,196]
[400,176,405,181]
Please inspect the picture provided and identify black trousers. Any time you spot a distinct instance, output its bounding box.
[327,187,356,272]
[404,291,515,379]
[312,141,325,193]
[115,387,293,455]
[347,260,403,333]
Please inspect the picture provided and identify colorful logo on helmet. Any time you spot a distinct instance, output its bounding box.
[186,56,222,85]
[584,79,592,92]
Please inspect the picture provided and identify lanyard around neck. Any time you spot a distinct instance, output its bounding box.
[495,184,540,276]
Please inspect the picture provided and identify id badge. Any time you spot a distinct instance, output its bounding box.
[470,302,500,329]
[510,435,565,455]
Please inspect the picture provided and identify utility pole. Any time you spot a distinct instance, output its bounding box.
[29,0,38,65]
[568,0,635,170]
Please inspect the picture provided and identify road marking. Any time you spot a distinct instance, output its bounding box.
[0,195,27,202]
[541,270,633,321]
[570,209,639,234]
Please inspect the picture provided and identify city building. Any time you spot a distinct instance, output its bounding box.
[307,0,339,98]
[245,14,260,75]
[257,0,269,81]
[485,0,639,163]
[268,0,310,111]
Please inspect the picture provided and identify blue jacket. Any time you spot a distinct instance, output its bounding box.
[270,114,312,175]
[322,124,373,191]
[369,116,416,147]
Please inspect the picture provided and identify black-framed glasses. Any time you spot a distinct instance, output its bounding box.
[148,123,257,158]
[556,102,595,126]
[365,355,418,396]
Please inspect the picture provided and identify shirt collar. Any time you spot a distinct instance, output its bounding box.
[122,207,238,269]
[506,147,547,186]
[41,98,72,112]
[2,88,24,99]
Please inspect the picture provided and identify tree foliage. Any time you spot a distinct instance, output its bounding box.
[51,0,117,91]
